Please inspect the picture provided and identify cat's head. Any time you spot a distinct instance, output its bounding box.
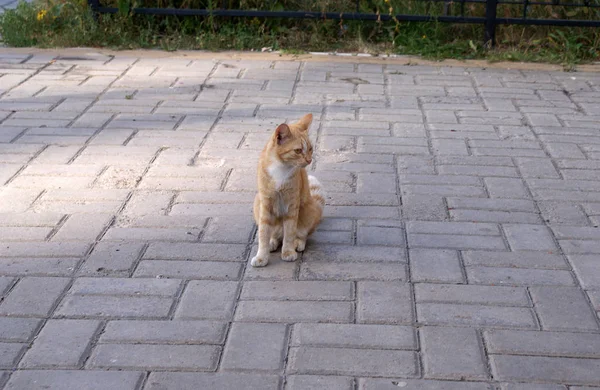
[271,113,314,168]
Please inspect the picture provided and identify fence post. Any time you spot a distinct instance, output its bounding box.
[484,0,498,47]
[88,0,100,20]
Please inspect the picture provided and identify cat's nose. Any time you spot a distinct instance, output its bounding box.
[306,158,312,165]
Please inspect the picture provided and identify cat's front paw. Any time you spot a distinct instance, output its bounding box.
[281,250,298,262]
[251,254,269,267]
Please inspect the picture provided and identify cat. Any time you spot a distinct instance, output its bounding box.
[251,113,325,267]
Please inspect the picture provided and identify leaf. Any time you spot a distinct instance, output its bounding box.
[468,39,477,52]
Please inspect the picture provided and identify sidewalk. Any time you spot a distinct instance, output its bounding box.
[0,48,599,389]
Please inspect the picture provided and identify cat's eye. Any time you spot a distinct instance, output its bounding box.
[294,149,302,154]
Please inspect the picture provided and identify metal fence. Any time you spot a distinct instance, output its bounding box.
[87,0,600,46]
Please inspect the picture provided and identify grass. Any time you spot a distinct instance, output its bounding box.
[0,0,598,68]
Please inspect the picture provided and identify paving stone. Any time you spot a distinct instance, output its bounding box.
[538,201,590,225]
[78,242,144,276]
[235,301,353,323]
[587,290,600,311]
[144,243,247,261]
[100,320,226,344]
[292,323,415,350]
[407,221,500,235]
[451,209,542,224]
[359,378,491,390]
[553,226,600,240]
[462,251,568,269]
[134,260,242,280]
[240,281,353,301]
[0,317,42,342]
[568,255,600,289]
[499,384,566,390]
[421,326,488,380]
[52,213,113,241]
[302,244,406,263]
[55,295,174,319]
[221,323,288,371]
[410,249,464,283]
[559,239,600,254]
[175,280,239,320]
[0,242,90,258]
[357,173,397,194]
[504,224,557,251]
[300,261,407,281]
[20,319,100,368]
[402,195,448,221]
[356,225,405,246]
[485,178,531,198]
[89,344,220,370]
[529,286,599,331]
[203,216,255,243]
[4,370,144,390]
[417,303,536,328]
[0,342,26,368]
[145,372,280,390]
[0,276,14,295]
[485,329,600,358]
[289,347,418,377]
[0,212,63,227]
[285,375,353,390]
[69,277,180,296]
[408,233,506,250]
[446,198,536,212]
[415,284,530,306]
[0,226,52,241]
[357,282,413,324]
[515,158,560,178]
[491,355,600,386]
[0,277,69,316]
[467,267,575,286]
[0,257,79,277]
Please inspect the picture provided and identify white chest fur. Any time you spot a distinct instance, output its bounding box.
[267,160,295,190]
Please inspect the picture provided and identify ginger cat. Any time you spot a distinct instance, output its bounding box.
[251,113,325,267]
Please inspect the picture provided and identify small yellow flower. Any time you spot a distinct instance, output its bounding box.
[36,9,47,21]
[384,0,390,3]
[422,35,427,39]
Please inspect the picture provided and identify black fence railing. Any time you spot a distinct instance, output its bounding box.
[87,0,600,46]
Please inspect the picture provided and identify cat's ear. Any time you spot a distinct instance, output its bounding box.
[297,113,313,132]
[275,123,291,145]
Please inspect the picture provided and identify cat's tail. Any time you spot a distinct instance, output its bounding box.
[308,175,326,209]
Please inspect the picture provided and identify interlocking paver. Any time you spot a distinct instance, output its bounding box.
[221,322,288,372]
[0,50,599,388]
[285,375,353,390]
[529,286,598,331]
[19,319,100,368]
[89,344,220,370]
[4,370,144,390]
[145,372,280,390]
[421,326,488,380]
[288,347,418,377]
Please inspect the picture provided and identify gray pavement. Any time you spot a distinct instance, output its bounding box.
[0,49,599,389]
